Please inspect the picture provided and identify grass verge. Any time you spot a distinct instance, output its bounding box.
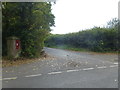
[2,53,52,67]
[48,45,118,54]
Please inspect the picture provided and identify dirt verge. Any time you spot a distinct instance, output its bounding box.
[2,54,51,68]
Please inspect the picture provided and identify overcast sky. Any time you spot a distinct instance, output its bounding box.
[51,0,119,34]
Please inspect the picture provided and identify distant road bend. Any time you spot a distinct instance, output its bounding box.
[2,47,118,88]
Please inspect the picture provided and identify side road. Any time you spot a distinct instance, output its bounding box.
[2,47,118,88]
[3,47,118,78]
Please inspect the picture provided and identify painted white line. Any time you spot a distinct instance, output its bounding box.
[114,62,118,65]
[97,66,107,69]
[1,77,17,81]
[82,68,94,71]
[48,71,62,75]
[25,74,42,77]
[66,69,79,72]
[114,79,117,82]
[110,65,118,67]
[95,65,98,67]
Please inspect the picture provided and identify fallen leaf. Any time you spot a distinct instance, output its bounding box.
[33,68,36,70]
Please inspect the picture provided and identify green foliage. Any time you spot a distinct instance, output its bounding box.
[2,2,55,58]
[45,18,119,52]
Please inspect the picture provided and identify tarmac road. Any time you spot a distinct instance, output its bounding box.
[2,47,118,88]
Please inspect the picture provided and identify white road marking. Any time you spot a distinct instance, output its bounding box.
[110,65,118,67]
[114,79,117,82]
[82,68,94,71]
[66,69,79,72]
[114,62,118,65]
[97,66,107,69]
[25,74,42,77]
[48,71,62,75]
[0,77,17,81]
[2,64,118,80]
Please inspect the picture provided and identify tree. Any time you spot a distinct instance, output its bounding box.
[2,2,55,58]
[107,18,119,28]
[45,24,118,52]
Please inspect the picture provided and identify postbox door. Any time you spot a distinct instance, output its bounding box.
[16,40,20,49]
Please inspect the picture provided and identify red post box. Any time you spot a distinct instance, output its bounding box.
[7,36,21,59]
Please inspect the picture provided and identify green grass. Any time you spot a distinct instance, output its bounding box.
[47,45,118,54]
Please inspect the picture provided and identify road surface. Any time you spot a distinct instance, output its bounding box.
[2,47,118,88]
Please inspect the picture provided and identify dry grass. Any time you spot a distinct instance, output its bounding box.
[2,54,51,68]
[88,52,118,55]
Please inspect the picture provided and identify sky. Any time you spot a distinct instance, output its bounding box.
[51,0,119,34]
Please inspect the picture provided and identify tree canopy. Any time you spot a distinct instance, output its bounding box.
[2,2,55,58]
[45,18,119,52]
